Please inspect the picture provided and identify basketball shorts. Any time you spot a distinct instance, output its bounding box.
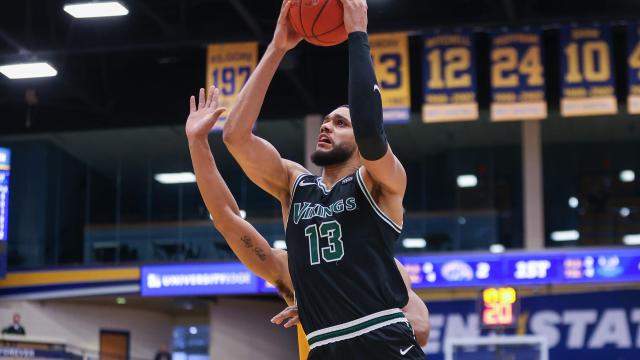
[307,322,424,360]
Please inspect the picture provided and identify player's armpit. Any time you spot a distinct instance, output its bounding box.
[360,147,407,196]
[359,162,406,227]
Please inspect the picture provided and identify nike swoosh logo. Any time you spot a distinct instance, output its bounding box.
[374,84,380,93]
[400,345,414,355]
[298,181,316,187]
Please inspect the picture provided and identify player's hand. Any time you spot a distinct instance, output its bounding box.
[185,86,227,140]
[271,305,300,328]
[271,0,303,52]
[340,0,368,34]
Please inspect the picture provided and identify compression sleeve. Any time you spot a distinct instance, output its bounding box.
[348,31,389,161]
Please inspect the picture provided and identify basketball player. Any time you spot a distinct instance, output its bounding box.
[185,85,429,358]
[220,0,426,358]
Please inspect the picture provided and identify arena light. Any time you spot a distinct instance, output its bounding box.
[116,297,126,305]
[189,326,198,335]
[623,234,640,246]
[620,207,631,218]
[239,210,247,219]
[619,170,635,183]
[154,172,196,184]
[0,62,57,79]
[457,175,478,188]
[273,240,287,250]
[63,1,129,18]
[568,197,579,209]
[551,230,580,242]
[402,238,426,249]
[489,244,505,253]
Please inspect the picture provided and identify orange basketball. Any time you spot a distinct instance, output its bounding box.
[289,0,348,47]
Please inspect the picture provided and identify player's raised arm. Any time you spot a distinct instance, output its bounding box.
[186,86,291,295]
[341,0,407,199]
[223,0,306,203]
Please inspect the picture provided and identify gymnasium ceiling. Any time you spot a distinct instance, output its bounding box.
[2,0,640,136]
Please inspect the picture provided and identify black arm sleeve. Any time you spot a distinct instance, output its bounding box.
[348,31,388,161]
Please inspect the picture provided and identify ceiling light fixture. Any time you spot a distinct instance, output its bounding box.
[154,172,196,184]
[64,1,129,18]
[0,62,57,79]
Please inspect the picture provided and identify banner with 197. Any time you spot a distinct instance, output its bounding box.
[205,41,258,131]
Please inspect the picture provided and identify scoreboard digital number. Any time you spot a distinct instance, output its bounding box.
[480,287,519,329]
[490,30,547,121]
[422,31,478,123]
[560,25,617,117]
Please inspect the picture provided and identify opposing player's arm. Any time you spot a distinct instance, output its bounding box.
[223,0,306,202]
[395,259,430,347]
[186,87,289,288]
[342,0,407,199]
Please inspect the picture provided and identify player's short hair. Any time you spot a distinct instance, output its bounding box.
[338,104,350,109]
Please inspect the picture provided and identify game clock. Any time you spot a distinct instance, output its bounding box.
[479,287,520,329]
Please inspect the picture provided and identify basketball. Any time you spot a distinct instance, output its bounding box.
[289,0,348,47]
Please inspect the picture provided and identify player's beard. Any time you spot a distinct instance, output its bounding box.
[311,142,356,167]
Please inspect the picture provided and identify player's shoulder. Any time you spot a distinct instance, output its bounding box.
[282,159,313,193]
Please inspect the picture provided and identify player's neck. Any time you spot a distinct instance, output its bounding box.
[320,157,360,188]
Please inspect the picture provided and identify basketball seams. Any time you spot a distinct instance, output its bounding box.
[313,21,344,37]
[306,26,347,46]
[290,0,347,47]
[310,0,330,38]
[298,0,309,37]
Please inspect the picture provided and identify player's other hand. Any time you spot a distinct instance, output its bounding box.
[271,0,302,52]
[340,0,368,34]
[185,86,227,140]
[271,304,300,328]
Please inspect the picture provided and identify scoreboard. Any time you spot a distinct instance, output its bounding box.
[398,248,640,288]
[141,248,640,297]
[479,287,519,329]
[0,147,10,277]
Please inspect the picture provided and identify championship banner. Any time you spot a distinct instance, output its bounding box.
[370,32,411,124]
[490,29,547,121]
[422,30,478,123]
[627,25,640,114]
[560,24,617,117]
[205,41,258,131]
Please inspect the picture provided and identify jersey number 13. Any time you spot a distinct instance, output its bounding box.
[305,220,344,265]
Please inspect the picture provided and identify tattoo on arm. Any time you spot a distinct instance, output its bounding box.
[254,247,267,261]
[241,235,253,248]
[240,235,267,261]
